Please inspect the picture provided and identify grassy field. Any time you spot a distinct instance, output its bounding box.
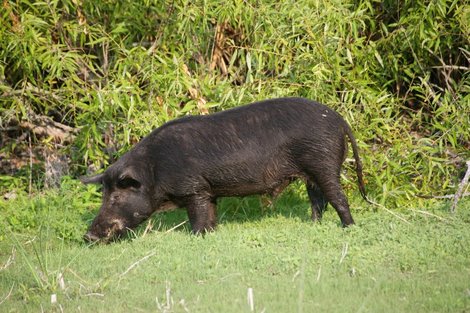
[1,184,469,313]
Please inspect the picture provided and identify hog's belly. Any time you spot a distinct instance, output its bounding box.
[209,175,299,197]
[202,157,300,197]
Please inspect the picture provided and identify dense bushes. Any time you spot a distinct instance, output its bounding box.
[0,0,468,207]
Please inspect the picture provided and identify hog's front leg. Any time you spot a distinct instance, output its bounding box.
[185,195,217,234]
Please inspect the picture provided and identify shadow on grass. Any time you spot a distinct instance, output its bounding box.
[139,186,313,236]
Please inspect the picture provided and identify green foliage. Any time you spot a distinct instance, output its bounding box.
[0,0,469,210]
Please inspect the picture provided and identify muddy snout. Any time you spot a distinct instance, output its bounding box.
[83,231,101,243]
[84,218,126,243]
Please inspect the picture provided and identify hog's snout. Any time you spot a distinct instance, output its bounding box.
[84,218,126,243]
[83,231,100,243]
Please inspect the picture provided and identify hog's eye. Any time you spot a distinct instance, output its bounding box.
[117,177,141,189]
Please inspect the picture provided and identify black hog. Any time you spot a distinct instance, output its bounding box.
[81,97,368,242]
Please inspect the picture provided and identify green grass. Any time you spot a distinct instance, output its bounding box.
[1,188,469,312]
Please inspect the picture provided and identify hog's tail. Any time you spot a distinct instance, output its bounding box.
[344,123,370,204]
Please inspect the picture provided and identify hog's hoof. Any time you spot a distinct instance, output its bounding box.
[191,225,216,236]
[311,212,322,223]
[342,220,355,228]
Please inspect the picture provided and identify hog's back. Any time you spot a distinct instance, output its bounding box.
[142,97,349,196]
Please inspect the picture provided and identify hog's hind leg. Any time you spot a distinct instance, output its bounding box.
[317,176,354,227]
[185,195,217,234]
[306,181,328,222]
[304,171,354,227]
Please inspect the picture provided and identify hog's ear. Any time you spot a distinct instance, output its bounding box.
[79,173,104,185]
[116,173,142,189]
